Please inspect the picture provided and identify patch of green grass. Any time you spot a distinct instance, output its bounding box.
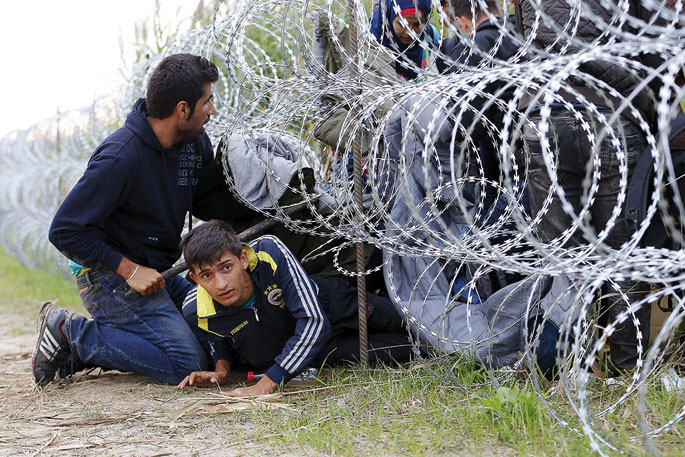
[0,247,81,316]
[240,367,544,455]
[234,360,683,457]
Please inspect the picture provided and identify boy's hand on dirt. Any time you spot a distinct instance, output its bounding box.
[178,360,230,389]
[177,370,227,389]
[223,375,277,397]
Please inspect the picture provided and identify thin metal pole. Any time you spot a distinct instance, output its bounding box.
[347,0,368,365]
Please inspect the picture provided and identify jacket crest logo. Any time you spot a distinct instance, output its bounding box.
[265,284,284,307]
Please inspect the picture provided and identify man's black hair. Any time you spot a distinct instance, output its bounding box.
[447,0,499,19]
[180,220,243,272]
[146,53,219,120]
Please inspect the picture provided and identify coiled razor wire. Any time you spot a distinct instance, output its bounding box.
[1,0,684,453]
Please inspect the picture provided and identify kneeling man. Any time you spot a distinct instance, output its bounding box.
[178,220,414,396]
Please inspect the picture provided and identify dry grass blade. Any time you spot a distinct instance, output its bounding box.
[167,399,201,423]
[50,443,97,451]
[202,400,294,414]
[28,431,59,457]
[0,351,31,360]
[54,417,139,426]
[281,381,374,396]
[168,394,295,425]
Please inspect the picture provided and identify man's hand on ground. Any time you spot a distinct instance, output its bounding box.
[116,257,165,295]
[223,375,278,397]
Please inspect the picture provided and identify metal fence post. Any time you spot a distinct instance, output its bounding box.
[347,0,368,365]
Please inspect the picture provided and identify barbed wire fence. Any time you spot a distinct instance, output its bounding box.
[1,0,684,454]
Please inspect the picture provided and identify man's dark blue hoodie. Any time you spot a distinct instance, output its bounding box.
[49,98,238,273]
[433,16,521,217]
[435,15,519,74]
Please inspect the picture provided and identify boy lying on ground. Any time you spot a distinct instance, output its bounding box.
[177,220,415,396]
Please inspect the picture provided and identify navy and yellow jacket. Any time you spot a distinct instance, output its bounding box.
[182,236,332,385]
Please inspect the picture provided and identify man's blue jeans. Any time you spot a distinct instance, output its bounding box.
[62,272,207,384]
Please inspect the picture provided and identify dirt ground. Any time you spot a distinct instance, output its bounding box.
[0,305,521,457]
[0,307,316,457]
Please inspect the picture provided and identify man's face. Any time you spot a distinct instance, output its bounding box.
[392,14,424,45]
[441,3,453,30]
[189,250,253,308]
[456,15,475,35]
[179,82,216,141]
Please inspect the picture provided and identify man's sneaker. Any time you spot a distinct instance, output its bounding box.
[56,354,89,379]
[31,302,72,387]
[56,354,108,379]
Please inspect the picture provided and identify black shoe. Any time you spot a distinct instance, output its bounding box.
[56,354,91,379]
[31,302,72,387]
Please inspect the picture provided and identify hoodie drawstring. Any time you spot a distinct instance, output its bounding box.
[188,150,194,231]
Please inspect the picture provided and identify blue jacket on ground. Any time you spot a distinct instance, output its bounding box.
[49,98,236,272]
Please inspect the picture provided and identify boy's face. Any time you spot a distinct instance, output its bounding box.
[189,250,253,308]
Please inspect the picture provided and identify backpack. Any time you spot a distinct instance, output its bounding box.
[626,113,685,250]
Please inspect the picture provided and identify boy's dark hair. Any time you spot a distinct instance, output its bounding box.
[180,220,243,271]
[448,0,499,19]
[146,53,219,120]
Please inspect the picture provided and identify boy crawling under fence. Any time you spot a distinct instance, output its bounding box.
[177,220,415,396]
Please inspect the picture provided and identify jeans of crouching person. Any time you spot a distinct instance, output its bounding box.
[62,272,207,384]
[523,108,650,374]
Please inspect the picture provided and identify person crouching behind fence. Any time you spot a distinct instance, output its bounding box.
[369,0,439,81]
[177,220,415,396]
